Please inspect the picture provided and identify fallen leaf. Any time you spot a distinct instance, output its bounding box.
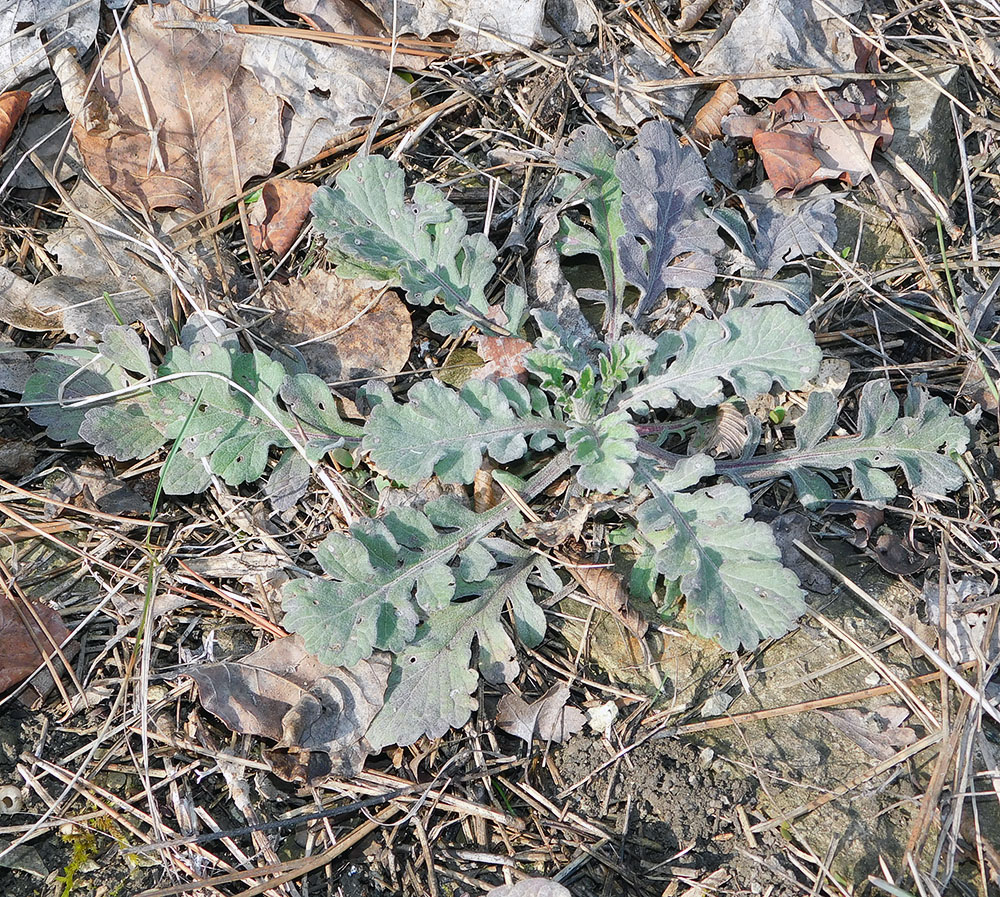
[70,0,283,215]
[922,575,999,665]
[259,268,411,382]
[562,544,647,638]
[486,879,572,897]
[0,594,73,695]
[248,180,318,256]
[585,48,697,128]
[41,463,151,519]
[676,0,717,31]
[699,0,863,100]
[473,307,532,383]
[0,90,29,152]
[240,34,413,167]
[0,342,33,393]
[0,178,172,340]
[188,635,390,781]
[496,683,585,746]
[0,0,98,91]
[691,81,738,144]
[0,439,36,476]
[518,503,591,549]
[817,705,917,761]
[872,531,927,575]
[770,511,833,594]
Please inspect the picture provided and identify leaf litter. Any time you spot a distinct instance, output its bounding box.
[0,0,997,895]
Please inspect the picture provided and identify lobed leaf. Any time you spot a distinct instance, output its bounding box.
[622,305,822,411]
[365,553,546,749]
[311,154,499,335]
[636,455,806,652]
[616,121,725,323]
[730,380,970,506]
[281,498,514,668]
[362,378,555,485]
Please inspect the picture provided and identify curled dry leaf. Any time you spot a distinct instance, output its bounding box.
[69,0,282,215]
[690,81,738,144]
[922,575,999,665]
[248,180,318,256]
[770,511,833,594]
[872,531,927,575]
[676,0,718,31]
[496,682,586,747]
[0,90,29,152]
[0,594,74,697]
[735,88,894,194]
[258,267,411,382]
[188,635,390,781]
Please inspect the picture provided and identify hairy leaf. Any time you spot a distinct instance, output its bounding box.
[362,378,555,485]
[636,456,806,651]
[311,154,501,335]
[281,498,515,668]
[554,126,627,331]
[616,121,724,323]
[729,380,970,506]
[567,411,638,492]
[623,305,822,411]
[365,553,546,749]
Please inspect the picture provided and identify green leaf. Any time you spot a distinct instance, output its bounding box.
[729,380,970,506]
[365,554,544,749]
[362,378,554,485]
[623,305,822,411]
[555,127,627,329]
[636,457,806,652]
[311,154,499,335]
[281,498,513,668]
[567,411,638,492]
[280,373,364,439]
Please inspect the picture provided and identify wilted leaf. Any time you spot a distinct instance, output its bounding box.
[817,705,917,761]
[922,576,999,665]
[240,34,412,167]
[770,511,833,594]
[0,90,29,152]
[699,0,863,100]
[0,179,172,340]
[872,532,927,575]
[249,180,318,256]
[562,544,647,637]
[188,635,390,780]
[259,268,411,382]
[691,81,738,144]
[71,0,283,215]
[616,121,724,324]
[0,0,98,91]
[496,683,585,746]
[486,878,572,897]
[0,594,73,694]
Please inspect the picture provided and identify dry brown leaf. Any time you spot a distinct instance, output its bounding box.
[0,178,172,340]
[71,0,282,215]
[0,90,29,152]
[248,180,318,255]
[518,503,591,549]
[562,545,647,638]
[496,683,585,747]
[872,532,927,576]
[770,511,833,595]
[0,594,73,695]
[259,268,411,382]
[817,705,917,761]
[676,0,718,33]
[188,635,390,781]
[690,80,738,144]
[748,88,893,194]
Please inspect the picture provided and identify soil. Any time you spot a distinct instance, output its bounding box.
[554,734,804,896]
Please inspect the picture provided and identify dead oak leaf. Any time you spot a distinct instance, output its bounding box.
[249,180,318,256]
[0,90,29,152]
[0,594,74,695]
[188,635,390,781]
[496,683,585,747]
[72,0,282,216]
[259,268,411,382]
